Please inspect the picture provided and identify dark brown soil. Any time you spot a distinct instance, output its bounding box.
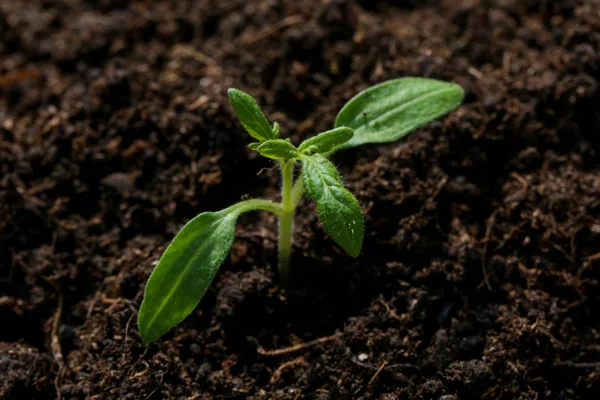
[2,0,600,398]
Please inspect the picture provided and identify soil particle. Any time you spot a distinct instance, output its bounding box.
[444,359,494,398]
[0,343,54,399]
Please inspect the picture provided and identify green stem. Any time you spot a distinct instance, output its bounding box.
[290,177,304,208]
[226,160,304,283]
[226,199,284,215]
[278,159,295,283]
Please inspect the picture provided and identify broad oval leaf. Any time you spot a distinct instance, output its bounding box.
[228,88,276,142]
[299,127,354,154]
[301,154,364,257]
[138,210,238,345]
[257,139,299,160]
[334,78,464,149]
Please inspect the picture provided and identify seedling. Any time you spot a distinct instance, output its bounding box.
[138,78,464,345]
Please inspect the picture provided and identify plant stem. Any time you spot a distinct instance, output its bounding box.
[226,198,284,215]
[225,162,305,284]
[290,177,304,208]
[278,159,295,283]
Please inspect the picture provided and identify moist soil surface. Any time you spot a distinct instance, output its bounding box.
[1,0,600,399]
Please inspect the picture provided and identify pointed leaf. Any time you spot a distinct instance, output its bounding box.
[301,154,363,257]
[272,122,280,138]
[138,210,238,345]
[228,88,275,142]
[248,142,261,151]
[299,127,354,155]
[334,78,464,149]
[257,139,299,160]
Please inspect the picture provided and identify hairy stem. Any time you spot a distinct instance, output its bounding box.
[278,159,295,283]
[226,198,284,215]
[290,177,304,208]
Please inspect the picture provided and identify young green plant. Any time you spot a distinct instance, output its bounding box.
[138,78,464,345]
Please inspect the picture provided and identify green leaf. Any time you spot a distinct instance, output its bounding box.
[301,154,364,257]
[248,142,260,151]
[138,210,238,345]
[257,139,299,160]
[334,78,464,149]
[299,127,354,155]
[272,122,280,138]
[228,88,275,142]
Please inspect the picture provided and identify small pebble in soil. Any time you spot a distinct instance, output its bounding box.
[189,343,201,355]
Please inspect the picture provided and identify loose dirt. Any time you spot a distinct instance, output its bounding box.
[1,0,599,398]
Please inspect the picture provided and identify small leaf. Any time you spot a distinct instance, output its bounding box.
[334,78,464,150]
[301,154,364,257]
[299,127,354,155]
[138,210,238,345]
[248,143,260,151]
[228,88,275,142]
[257,139,299,160]
[272,122,280,138]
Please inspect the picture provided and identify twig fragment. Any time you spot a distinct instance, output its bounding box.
[171,44,217,66]
[251,333,341,357]
[241,15,305,44]
[561,361,600,369]
[0,69,39,87]
[145,372,164,399]
[269,356,309,385]
[368,361,388,385]
[43,277,65,399]
[481,210,498,290]
[44,278,64,367]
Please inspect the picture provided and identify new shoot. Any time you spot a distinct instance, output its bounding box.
[138,78,464,345]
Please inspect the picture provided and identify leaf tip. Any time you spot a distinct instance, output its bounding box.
[444,82,466,107]
[347,245,361,258]
[452,82,466,99]
[227,88,246,104]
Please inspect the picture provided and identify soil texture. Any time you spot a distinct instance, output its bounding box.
[1,0,600,398]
